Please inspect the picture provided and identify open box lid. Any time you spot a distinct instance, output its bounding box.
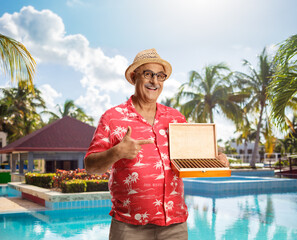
[169,123,218,160]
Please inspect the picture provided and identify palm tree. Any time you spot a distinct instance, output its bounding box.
[43,99,94,125]
[235,111,257,162]
[161,97,175,108]
[176,63,246,124]
[236,48,275,167]
[0,81,45,142]
[0,34,36,89]
[269,34,297,127]
[262,117,277,157]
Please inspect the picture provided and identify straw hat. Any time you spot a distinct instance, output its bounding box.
[125,48,172,85]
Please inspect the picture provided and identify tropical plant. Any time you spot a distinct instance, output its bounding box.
[262,117,277,156]
[224,139,238,155]
[0,81,46,142]
[42,99,94,125]
[236,48,275,167]
[275,114,297,156]
[161,97,175,108]
[235,111,257,162]
[275,138,296,157]
[0,33,36,89]
[269,34,297,126]
[176,63,246,124]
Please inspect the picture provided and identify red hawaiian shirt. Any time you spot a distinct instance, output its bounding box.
[85,96,188,226]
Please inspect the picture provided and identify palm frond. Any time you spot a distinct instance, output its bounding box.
[0,34,36,90]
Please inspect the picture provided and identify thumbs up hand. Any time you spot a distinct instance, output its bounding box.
[117,126,154,159]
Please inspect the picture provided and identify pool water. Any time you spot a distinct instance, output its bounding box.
[186,193,297,240]
[1,192,297,240]
[0,185,21,197]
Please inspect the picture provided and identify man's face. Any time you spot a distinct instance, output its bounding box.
[133,63,166,104]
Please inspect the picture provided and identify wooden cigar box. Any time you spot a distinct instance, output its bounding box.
[169,123,231,178]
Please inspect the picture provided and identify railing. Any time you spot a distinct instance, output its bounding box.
[227,154,261,163]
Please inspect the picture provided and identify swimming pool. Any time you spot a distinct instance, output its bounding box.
[0,185,21,197]
[1,191,297,239]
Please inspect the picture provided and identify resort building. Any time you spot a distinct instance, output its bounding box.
[229,142,265,162]
[0,131,7,165]
[0,116,95,179]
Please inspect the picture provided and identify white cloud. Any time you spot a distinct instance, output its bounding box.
[39,84,62,111]
[75,87,113,124]
[266,44,278,57]
[158,77,182,103]
[0,6,130,119]
[0,6,129,92]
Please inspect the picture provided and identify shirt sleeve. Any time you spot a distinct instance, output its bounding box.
[85,113,112,158]
[179,112,187,123]
[174,108,187,123]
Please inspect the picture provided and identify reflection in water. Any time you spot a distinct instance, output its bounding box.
[0,207,111,240]
[185,193,297,240]
[0,194,297,240]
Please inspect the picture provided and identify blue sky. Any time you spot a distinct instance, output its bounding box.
[1,0,297,142]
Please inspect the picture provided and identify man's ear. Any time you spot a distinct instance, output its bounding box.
[130,72,136,85]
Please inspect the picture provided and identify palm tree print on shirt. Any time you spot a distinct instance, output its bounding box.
[115,107,128,115]
[170,175,179,195]
[134,150,146,166]
[124,172,139,195]
[161,153,171,170]
[165,201,174,223]
[153,199,163,215]
[122,198,131,217]
[154,160,164,180]
[103,124,110,132]
[111,126,127,141]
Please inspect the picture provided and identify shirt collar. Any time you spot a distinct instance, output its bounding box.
[126,95,166,119]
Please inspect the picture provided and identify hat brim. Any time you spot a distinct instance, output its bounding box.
[125,58,172,85]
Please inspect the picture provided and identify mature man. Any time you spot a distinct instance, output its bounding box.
[84,49,228,240]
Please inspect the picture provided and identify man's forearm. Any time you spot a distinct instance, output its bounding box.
[84,144,121,175]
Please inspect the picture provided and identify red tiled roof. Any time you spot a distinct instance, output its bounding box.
[0,116,96,153]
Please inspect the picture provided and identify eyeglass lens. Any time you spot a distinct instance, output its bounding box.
[143,70,166,81]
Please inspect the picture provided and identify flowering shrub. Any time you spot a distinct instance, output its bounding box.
[25,173,55,188]
[25,169,110,192]
[53,168,110,188]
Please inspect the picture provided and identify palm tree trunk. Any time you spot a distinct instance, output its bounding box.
[244,140,248,162]
[210,109,214,123]
[251,103,264,168]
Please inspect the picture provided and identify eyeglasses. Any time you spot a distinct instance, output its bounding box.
[142,70,167,82]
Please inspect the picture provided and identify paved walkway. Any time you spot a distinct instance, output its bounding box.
[0,197,46,213]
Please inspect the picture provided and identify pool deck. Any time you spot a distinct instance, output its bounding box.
[0,182,112,212]
[0,197,46,213]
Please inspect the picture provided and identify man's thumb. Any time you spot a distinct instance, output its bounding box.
[125,126,132,138]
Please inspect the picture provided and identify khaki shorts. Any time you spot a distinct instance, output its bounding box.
[109,218,188,240]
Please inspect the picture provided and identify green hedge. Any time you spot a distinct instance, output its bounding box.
[25,173,55,188]
[24,170,109,193]
[61,179,109,193]
[61,179,86,193]
[274,160,289,167]
[86,180,109,192]
[0,172,11,184]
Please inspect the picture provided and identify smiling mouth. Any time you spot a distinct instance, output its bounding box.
[146,86,158,91]
[144,84,160,91]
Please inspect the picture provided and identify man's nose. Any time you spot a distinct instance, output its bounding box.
[150,75,158,84]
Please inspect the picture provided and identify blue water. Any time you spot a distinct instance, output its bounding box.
[0,185,21,197]
[1,192,297,240]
